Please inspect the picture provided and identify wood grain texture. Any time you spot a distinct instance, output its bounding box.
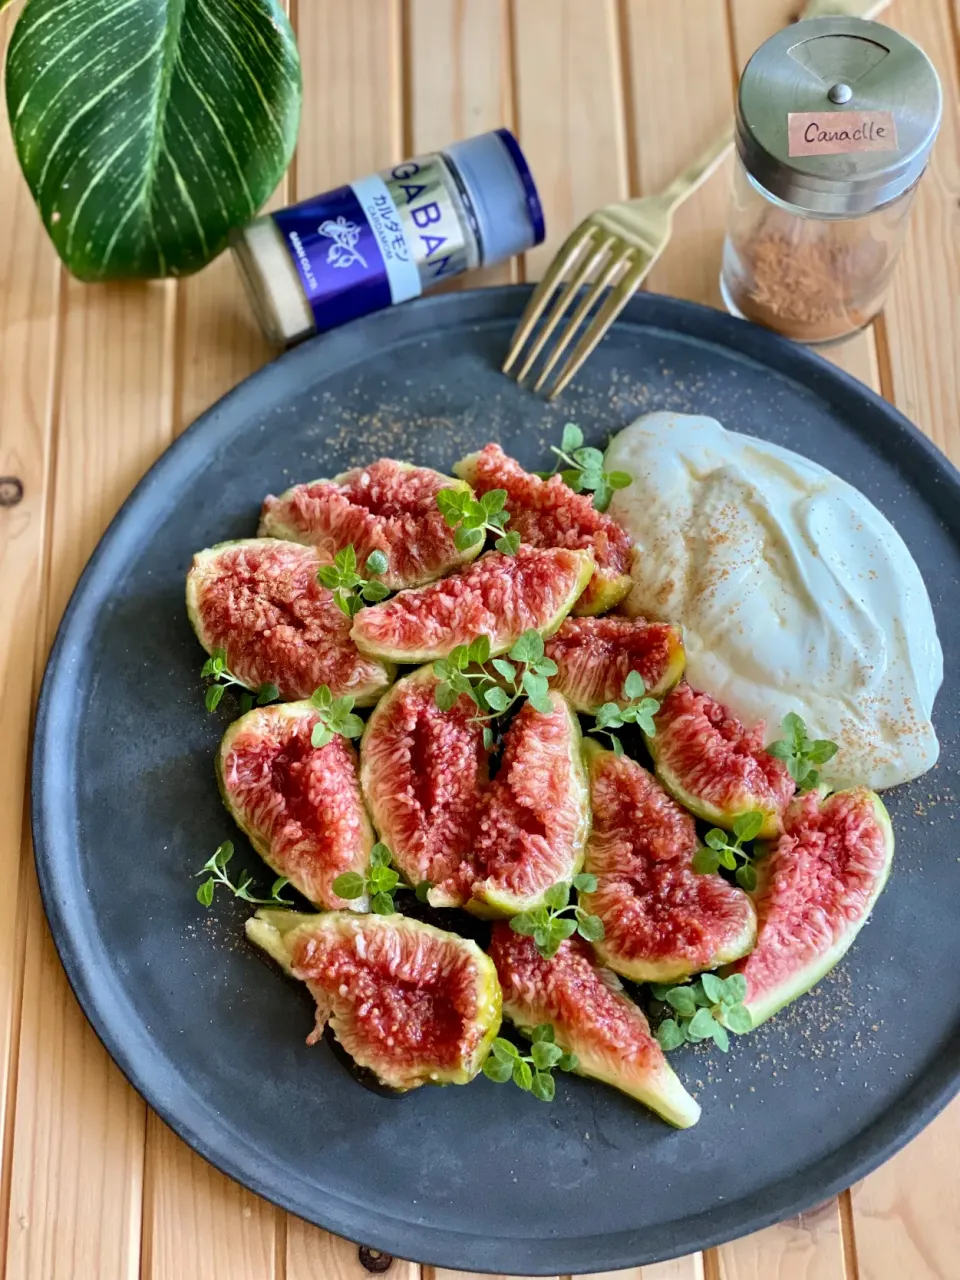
[288,1222,419,1280]
[511,0,629,278]
[142,1114,277,1280]
[0,6,60,1266]
[585,1258,705,1280]
[875,0,960,454]
[707,1201,849,1280]
[407,0,517,286]
[4,277,176,1280]
[851,1094,960,1280]
[621,0,735,307]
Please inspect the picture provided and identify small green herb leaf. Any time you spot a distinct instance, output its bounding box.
[723,1003,753,1034]
[766,713,839,793]
[540,423,632,511]
[700,972,725,1004]
[686,1007,718,1041]
[483,1055,514,1083]
[666,987,698,1017]
[573,872,598,893]
[195,841,293,908]
[656,1018,685,1051]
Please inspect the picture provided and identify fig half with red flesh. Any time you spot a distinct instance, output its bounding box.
[544,614,685,712]
[247,911,502,1090]
[580,741,756,983]
[450,691,591,917]
[359,667,489,896]
[488,925,700,1128]
[454,444,633,615]
[647,683,794,839]
[186,539,394,704]
[259,460,481,590]
[350,545,594,664]
[218,703,374,911]
[732,787,894,1028]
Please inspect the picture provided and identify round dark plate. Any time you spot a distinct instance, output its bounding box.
[33,287,960,1274]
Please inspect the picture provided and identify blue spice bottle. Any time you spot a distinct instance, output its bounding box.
[232,129,544,346]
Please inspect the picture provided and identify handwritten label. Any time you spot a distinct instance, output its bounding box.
[788,110,898,157]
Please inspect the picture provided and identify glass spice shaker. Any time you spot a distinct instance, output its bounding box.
[720,17,941,345]
[232,129,544,346]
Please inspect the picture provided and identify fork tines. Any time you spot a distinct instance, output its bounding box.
[502,219,655,399]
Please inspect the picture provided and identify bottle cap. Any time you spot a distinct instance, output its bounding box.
[444,129,546,265]
[737,17,942,216]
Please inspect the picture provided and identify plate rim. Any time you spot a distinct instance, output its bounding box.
[31,285,960,1274]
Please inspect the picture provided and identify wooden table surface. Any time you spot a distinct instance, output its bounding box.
[1,1,958,1278]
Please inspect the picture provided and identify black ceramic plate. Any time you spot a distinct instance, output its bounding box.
[33,288,960,1274]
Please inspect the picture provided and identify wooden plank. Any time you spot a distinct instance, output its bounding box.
[288,1221,419,1280]
[512,0,629,279]
[847,1,960,1269]
[586,1259,705,1280]
[707,1200,848,1280]
[621,0,735,307]
[142,1114,278,1280]
[851,1093,960,1280]
[5,277,176,1280]
[0,3,61,1265]
[407,0,517,286]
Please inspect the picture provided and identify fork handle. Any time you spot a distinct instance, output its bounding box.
[659,121,736,212]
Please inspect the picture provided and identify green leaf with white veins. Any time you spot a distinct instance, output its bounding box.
[5,0,301,280]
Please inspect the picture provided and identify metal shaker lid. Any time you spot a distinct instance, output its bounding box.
[736,17,942,215]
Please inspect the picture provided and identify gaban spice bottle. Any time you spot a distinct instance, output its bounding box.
[720,17,941,344]
[232,128,544,346]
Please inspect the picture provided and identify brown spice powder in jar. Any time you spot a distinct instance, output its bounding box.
[729,210,893,343]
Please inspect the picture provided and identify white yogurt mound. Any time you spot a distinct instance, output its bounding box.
[605,411,942,790]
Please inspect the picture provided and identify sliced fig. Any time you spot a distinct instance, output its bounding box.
[359,667,489,894]
[544,615,685,712]
[350,545,594,663]
[488,925,700,1127]
[247,909,502,1090]
[580,742,756,982]
[454,443,633,615]
[187,539,394,703]
[732,788,894,1028]
[647,683,794,838]
[259,459,481,590]
[218,702,374,910]
[434,692,591,916]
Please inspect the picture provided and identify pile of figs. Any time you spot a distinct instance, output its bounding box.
[186,446,894,1128]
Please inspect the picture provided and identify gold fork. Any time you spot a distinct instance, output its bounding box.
[502,0,891,400]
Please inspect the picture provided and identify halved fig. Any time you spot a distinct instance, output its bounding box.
[580,742,756,982]
[732,788,894,1028]
[350,546,594,663]
[218,703,373,910]
[454,443,633,615]
[544,615,685,712]
[647,683,794,838]
[247,909,502,1090]
[259,459,481,590]
[359,667,489,892]
[432,692,591,917]
[488,925,700,1127]
[187,539,394,703]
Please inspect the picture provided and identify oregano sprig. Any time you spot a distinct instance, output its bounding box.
[433,630,558,747]
[482,1023,578,1101]
[766,711,839,791]
[195,840,292,908]
[436,486,520,555]
[309,685,365,748]
[589,670,660,756]
[201,649,279,714]
[652,973,752,1054]
[317,545,391,617]
[535,422,632,513]
[691,810,764,891]
[332,842,431,914]
[509,875,605,959]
